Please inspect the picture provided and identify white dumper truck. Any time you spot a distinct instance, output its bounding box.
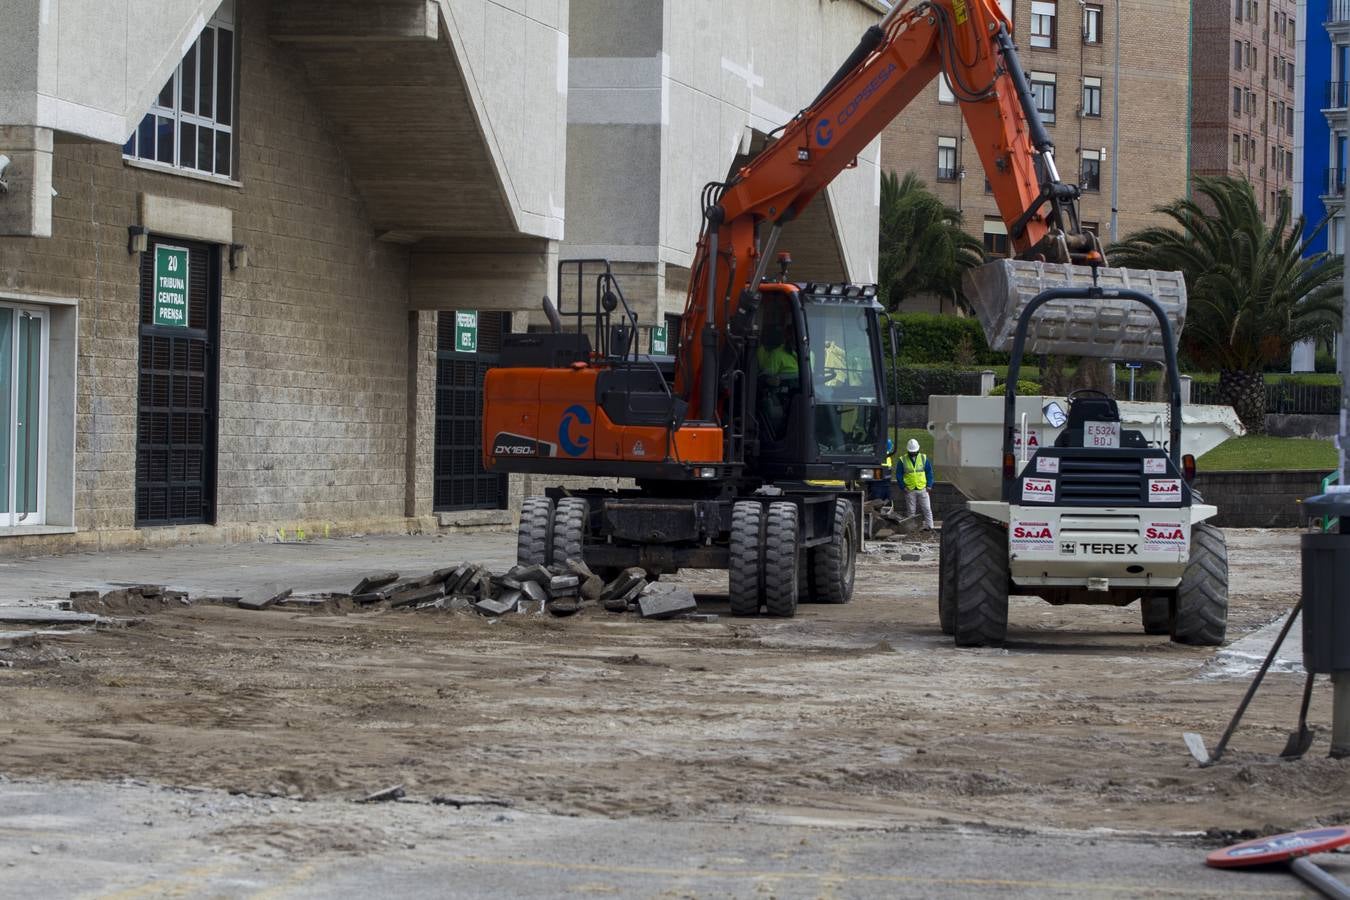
[932,263,1244,648]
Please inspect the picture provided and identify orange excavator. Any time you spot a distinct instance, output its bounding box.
[483,0,1110,615]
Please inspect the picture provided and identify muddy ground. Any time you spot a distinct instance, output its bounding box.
[0,529,1344,838]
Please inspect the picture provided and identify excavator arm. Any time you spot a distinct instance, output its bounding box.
[676,0,1102,417]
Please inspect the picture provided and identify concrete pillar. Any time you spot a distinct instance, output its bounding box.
[0,126,53,237]
[405,310,437,519]
[1179,374,1192,405]
[979,370,995,396]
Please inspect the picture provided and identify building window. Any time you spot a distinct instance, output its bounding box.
[983,218,1010,257]
[1234,40,1243,70]
[1249,0,1257,20]
[1287,106,1294,134]
[1083,4,1102,43]
[938,74,956,104]
[1030,71,1057,123]
[1333,216,1345,256]
[1232,133,1241,164]
[1274,58,1282,83]
[1234,0,1242,20]
[1081,149,1101,191]
[0,305,47,527]
[997,0,1014,24]
[123,5,236,179]
[1233,86,1242,116]
[1287,60,1295,84]
[1081,220,1099,236]
[1246,89,1255,114]
[937,137,958,181]
[1083,76,1102,117]
[1288,15,1295,40]
[1248,43,1256,68]
[1031,0,1057,48]
[1286,151,1293,177]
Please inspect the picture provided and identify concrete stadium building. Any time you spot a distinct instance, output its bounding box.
[0,0,882,554]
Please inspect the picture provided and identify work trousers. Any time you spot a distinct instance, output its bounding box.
[905,488,934,529]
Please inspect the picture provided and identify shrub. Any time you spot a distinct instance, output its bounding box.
[893,312,1008,366]
[987,380,1041,397]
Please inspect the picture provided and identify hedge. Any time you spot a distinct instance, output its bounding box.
[892,312,1009,366]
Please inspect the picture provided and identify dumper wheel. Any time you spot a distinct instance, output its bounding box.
[938,508,975,636]
[953,516,1009,647]
[763,502,800,618]
[811,498,856,605]
[729,500,764,616]
[517,496,554,567]
[1171,524,1228,647]
[552,497,589,567]
[1140,593,1172,635]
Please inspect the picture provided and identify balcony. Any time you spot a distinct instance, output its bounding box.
[1329,0,1350,26]
[1325,167,1347,197]
[1327,81,1350,110]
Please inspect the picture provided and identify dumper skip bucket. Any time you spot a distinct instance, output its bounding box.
[964,260,1188,362]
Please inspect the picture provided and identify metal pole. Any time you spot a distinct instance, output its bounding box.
[1334,671,1350,759]
[1110,0,1120,243]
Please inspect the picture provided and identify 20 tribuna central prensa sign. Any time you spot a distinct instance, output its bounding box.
[154,245,190,328]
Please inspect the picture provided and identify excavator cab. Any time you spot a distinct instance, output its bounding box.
[748,282,888,481]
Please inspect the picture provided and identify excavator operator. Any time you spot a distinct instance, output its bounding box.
[756,310,801,441]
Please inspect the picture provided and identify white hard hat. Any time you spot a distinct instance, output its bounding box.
[906,439,921,453]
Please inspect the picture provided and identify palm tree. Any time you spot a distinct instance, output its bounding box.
[1110,176,1342,434]
[878,170,985,311]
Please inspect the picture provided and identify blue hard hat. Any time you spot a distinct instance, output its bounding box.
[886,438,894,454]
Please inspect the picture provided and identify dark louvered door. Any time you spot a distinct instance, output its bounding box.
[135,240,219,526]
[434,310,509,511]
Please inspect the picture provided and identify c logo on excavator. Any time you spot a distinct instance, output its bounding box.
[558,404,592,457]
[815,119,834,147]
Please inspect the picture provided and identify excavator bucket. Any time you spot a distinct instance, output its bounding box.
[963,260,1188,362]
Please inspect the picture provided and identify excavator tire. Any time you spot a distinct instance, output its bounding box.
[938,507,976,636]
[517,496,554,567]
[1170,524,1228,647]
[729,500,764,616]
[811,498,856,605]
[1140,593,1172,635]
[551,497,589,567]
[763,502,800,618]
[953,515,1009,648]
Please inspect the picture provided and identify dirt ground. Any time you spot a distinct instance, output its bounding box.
[0,528,1345,839]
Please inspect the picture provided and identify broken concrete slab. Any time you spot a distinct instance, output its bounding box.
[352,591,390,605]
[444,596,473,611]
[359,784,405,803]
[599,568,646,602]
[475,591,521,617]
[0,609,101,627]
[548,574,580,595]
[389,583,445,608]
[547,598,582,617]
[237,586,293,611]
[637,584,697,619]
[508,564,552,586]
[520,580,548,606]
[350,573,399,595]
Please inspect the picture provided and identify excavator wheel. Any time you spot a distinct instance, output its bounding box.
[811,498,856,605]
[1140,593,1172,635]
[953,515,1010,648]
[762,502,800,618]
[728,500,764,616]
[1170,524,1228,646]
[552,497,589,567]
[517,496,554,568]
[938,507,976,636]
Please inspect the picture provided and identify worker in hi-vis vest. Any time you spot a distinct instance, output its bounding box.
[899,438,934,530]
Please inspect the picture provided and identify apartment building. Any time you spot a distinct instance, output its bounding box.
[1193,0,1300,222]
[880,0,1192,289]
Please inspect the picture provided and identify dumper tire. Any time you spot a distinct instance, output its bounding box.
[1140,593,1172,635]
[729,500,764,616]
[763,502,800,618]
[1171,524,1228,647]
[953,516,1009,648]
[811,498,856,605]
[938,508,976,636]
[552,497,589,568]
[517,496,554,568]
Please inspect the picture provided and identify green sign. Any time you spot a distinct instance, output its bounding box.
[651,324,668,354]
[153,245,190,328]
[454,310,478,353]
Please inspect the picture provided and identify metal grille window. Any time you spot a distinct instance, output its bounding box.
[1030,72,1056,123]
[1083,77,1102,117]
[1083,4,1102,43]
[434,311,510,511]
[1031,0,1057,48]
[937,137,958,181]
[136,241,219,526]
[122,3,236,179]
[1081,149,1101,191]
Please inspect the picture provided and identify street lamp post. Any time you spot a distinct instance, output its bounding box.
[1109,0,1120,242]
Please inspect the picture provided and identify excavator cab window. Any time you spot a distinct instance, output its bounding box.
[754,298,804,443]
[803,300,883,456]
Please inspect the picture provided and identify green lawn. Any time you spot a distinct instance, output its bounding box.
[1197,435,1339,472]
[892,427,933,456]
